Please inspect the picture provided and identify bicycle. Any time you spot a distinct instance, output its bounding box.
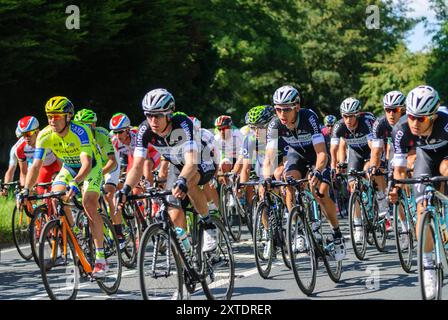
[253,180,291,279]
[388,170,417,273]
[132,189,235,300]
[285,176,342,295]
[29,190,122,300]
[348,169,387,260]
[236,179,262,237]
[333,163,349,219]
[390,175,448,300]
[218,173,244,242]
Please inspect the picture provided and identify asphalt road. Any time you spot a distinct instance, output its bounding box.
[0,217,446,300]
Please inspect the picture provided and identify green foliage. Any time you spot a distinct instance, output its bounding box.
[359,44,432,114]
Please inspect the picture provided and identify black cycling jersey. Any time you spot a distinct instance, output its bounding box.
[372,115,393,148]
[392,110,448,167]
[331,112,376,158]
[135,114,215,174]
[266,108,325,163]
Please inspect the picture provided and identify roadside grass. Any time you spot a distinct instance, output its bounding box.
[0,196,15,245]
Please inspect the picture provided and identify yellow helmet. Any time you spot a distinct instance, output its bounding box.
[45,96,74,115]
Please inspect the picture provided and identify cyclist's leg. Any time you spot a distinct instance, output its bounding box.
[315,168,339,228]
[104,164,120,224]
[51,167,75,226]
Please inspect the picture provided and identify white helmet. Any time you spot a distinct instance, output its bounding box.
[406,85,440,116]
[383,90,405,108]
[273,85,300,105]
[142,88,175,113]
[340,97,361,115]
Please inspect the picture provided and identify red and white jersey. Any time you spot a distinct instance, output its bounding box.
[111,127,160,168]
[15,138,57,166]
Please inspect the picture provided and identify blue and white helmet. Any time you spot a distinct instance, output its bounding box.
[273,85,300,105]
[142,88,175,113]
[406,85,440,116]
[383,90,405,108]
[340,97,361,115]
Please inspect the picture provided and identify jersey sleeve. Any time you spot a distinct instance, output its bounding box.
[8,145,18,167]
[34,130,49,162]
[266,120,279,150]
[372,118,384,148]
[15,142,27,162]
[391,124,409,167]
[331,120,344,145]
[305,110,325,145]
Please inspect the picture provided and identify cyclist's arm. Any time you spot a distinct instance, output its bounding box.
[24,159,44,189]
[143,159,154,185]
[18,161,28,186]
[73,153,93,185]
[158,159,169,182]
[370,146,383,169]
[4,165,16,184]
[178,150,198,181]
[313,142,328,172]
[262,148,276,179]
[232,155,244,174]
[102,153,117,176]
[330,139,339,169]
[338,139,347,165]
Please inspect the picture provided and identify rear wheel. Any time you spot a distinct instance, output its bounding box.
[12,205,33,261]
[393,197,414,273]
[253,202,274,279]
[222,189,242,242]
[29,204,50,266]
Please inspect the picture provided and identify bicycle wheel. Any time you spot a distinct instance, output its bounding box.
[120,216,138,269]
[253,202,274,279]
[319,210,342,283]
[394,197,414,273]
[372,195,387,252]
[138,223,183,300]
[38,219,78,300]
[273,195,291,270]
[418,210,443,300]
[222,189,242,242]
[96,214,122,295]
[348,191,367,260]
[244,194,257,236]
[201,216,235,300]
[29,204,50,266]
[12,205,33,260]
[287,206,316,296]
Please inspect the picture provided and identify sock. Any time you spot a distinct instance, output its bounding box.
[400,220,408,232]
[333,226,342,239]
[354,217,362,228]
[96,248,106,263]
[208,202,218,211]
[200,214,212,224]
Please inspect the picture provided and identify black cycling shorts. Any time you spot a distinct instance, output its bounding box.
[413,147,448,203]
[284,147,331,185]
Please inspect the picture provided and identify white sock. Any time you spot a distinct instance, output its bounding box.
[400,220,408,232]
[208,202,218,211]
[423,253,433,268]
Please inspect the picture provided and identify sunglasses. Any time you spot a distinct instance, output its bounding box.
[342,114,358,119]
[407,114,429,123]
[274,106,295,113]
[144,112,170,119]
[22,129,38,137]
[47,113,68,120]
[113,129,126,135]
[385,107,401,114]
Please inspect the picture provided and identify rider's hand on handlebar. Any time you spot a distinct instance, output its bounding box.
[172,176,188,200]
[388,186,399,204]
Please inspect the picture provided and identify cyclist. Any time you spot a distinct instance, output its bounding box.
[109,112,160,185]
[2,128,25,189]
[322,115,337,155]
[116,88,218,252]
[369,91,406,232]
[73,108,125,246]
[19,96,108,278]
[330,97,376,244]
[389,85,448,299]
[263,85,346,261]
[214,115,243,178]
[8,116,61,194]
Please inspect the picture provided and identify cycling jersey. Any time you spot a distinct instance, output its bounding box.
[241,133,268,178]
[135,114,215,185]
[91,126,116,167]
[34,122,103,193]
[266,108,325,162]
[214,128,243,164]
[14,138,57,166]
[240,125,253,139]
[372,115,394,149]
[111,127,160,171]
[331,112,376,158]
[8,143,18,168]
[392,110,448,167]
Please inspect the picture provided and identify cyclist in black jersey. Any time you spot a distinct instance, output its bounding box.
[389,85,448,298]
[116,88,218,252]
[369,91,407,228]
[263,85,346,261]
[330,97,375,244]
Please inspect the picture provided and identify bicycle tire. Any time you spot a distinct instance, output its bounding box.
[253,202,274,279]
[393,198,414,273]
[372,195,387,252]
[38,219,78,300]
[418,210,443,300]
[348,191,367,260]
[12,205,33,261]
[138,223,183,300]
[201,216,235,300]
[29,204,50,266]
[287,206,316,296]
[222,188,242,242]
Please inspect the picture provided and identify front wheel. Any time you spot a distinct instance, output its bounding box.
[12,205,33,261]
[418,210,443,300]
[348,192,367,260]
[253,202,274,279]
[394,197,414,273]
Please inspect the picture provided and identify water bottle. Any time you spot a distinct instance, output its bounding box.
[175,227,191,253]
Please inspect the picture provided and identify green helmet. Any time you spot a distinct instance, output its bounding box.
[245,105,275,126]
[74,108,97,124]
